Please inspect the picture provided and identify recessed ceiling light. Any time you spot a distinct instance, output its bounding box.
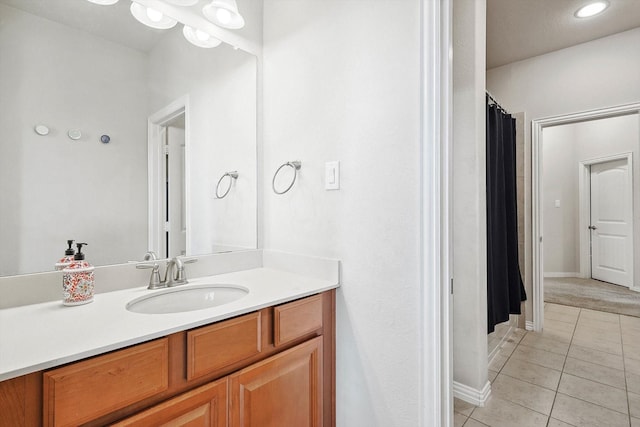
[574,1,610,18]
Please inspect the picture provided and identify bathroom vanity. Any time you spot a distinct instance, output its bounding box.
[0,255,339,427]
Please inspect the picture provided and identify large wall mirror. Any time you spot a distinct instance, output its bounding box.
[0,0,257,277]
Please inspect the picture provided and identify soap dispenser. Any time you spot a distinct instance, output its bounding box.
[61,243,95,306]
[55,240,75,271]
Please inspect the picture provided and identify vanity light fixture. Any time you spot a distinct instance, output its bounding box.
[130,2,178,29]
[183,25,222,48]
[164,0,199,5]
[86,0,119,5]
[574,1,610,18]
[202,0,245,29]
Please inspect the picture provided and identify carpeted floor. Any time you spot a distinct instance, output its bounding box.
[544,277,640,317]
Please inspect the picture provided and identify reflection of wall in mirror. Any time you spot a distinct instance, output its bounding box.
[0,3,148,276]
[148,35,258,256]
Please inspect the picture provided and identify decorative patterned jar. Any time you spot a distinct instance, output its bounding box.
[61,242,94,306]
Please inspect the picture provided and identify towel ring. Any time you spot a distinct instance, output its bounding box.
[272,161,301,195]
[215,171,238,199]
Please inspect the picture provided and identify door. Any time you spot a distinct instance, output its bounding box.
[590,158,633,287]
[166,124,186,257]
[229,337,323,427]
[113,379,228,427]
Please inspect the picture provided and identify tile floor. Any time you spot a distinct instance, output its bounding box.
[455,303,640,427]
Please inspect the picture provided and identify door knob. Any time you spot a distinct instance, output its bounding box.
[588,225,597,230]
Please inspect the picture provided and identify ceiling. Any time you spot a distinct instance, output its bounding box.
[487,0,640,69]
[0,0,167,52]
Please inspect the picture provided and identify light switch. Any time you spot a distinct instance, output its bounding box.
[555,199,561,208]
[325,161,340,190]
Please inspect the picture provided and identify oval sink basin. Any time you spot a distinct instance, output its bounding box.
[126,284,249,314]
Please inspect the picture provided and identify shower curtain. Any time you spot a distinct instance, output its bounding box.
[486,95,526,334]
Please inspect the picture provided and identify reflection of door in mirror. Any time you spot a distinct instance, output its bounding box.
[165,118,186,259]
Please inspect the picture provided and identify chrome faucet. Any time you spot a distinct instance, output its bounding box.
[136,256,197,289]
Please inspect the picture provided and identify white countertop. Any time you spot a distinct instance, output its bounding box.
[0,267,339,382]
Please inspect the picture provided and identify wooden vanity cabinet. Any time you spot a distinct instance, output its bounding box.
[0,290,335,427]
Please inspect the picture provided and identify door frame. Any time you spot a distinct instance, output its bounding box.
[147,96,190,257]
[532,102,640,331]
[578,152,634,287]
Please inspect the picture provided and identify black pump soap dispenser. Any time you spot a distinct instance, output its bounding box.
[61,242,95,306]
[55,240,75,271]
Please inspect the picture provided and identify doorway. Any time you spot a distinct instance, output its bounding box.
[532,104,640,330]
[147,96,190,259]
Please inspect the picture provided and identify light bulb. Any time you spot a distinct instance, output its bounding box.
[575,1,609,18]
[216,8,232,24]
[146,7,163,22]
[196,29,210,42]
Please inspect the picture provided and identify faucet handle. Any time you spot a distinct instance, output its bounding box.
[135,262,164,289]
[177,257,198,265]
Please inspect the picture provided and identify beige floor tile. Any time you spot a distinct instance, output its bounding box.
[488,354,509,372]
[632,417,640,427]
[558,373,628,414]
[470,396,548,427]
[624,341,640,359]
[545,303,580,316]
[521,333,570,355]
[538,327,573,343]
[628,371,640,395]
[511,328,527,341]
[629,392,640,419]
[573,326,622,344]
[627,357,640,375]
[454,411,468,427]
[621,314,640,330]
[454,397,476,417]
[501,357,561,390]
[551,393,630,427]
[623,331,640,351]
[563,357,626,389]
[576,318,622,336]
[579,308,620,324]
[511,344,566,371]
[545,318,577,333]
[488,369,498,382]
[491,374,555,415]
[571,335,623,356]
[547,418,575,427]
[545,310,579,325]
[463,418,489,427]
[568,344,624,370]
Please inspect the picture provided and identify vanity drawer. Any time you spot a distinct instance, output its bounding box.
[274,294,324,347]
[43,338,169,427]
[187,312,262,381]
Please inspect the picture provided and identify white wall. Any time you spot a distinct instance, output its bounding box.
[452,0,489,401]
[0,4,148,275]
[148,35,258,255]
[487,26,640,314]
[543,114,640,275]
[263,1,422,425]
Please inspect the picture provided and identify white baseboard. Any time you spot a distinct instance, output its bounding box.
[453,380,491,407]
[526,321,534,331]
[544,272,580,278]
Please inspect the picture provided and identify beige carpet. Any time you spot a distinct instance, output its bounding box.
[544,277,640,317]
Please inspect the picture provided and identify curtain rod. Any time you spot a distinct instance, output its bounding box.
[486,91,510,115]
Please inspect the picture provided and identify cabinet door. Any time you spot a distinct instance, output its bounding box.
[43,338,169,427]
[229,337,322,427]
[112,378,227,427]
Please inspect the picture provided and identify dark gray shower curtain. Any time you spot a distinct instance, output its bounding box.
[486,96,526,334]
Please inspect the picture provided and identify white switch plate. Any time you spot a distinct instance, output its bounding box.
[325,161,340,190]
[555,199,561,208]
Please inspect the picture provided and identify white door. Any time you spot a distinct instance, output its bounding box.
[166,125,186,257]
[590,158,633,287]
